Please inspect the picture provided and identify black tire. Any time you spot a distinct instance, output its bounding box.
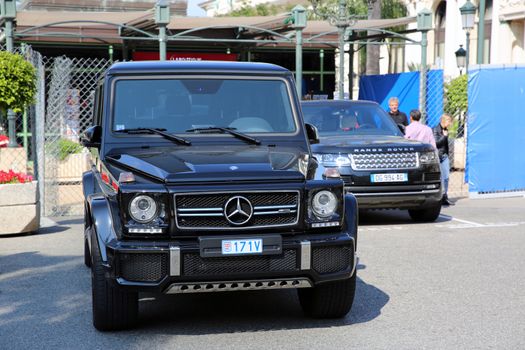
[408,203,442,222]
[298,272,356,318]
[84,236,91,268]
[91,234,138,331]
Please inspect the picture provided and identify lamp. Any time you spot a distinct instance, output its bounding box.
[154,0,170,25]
[455,45,466,74]
[154,0,170,61]
[459,0,476,31]
[459,0,476,73]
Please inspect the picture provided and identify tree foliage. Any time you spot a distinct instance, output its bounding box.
[224,1,294,17]
[0,51,37,115]
[444,74,468,117]
[308,0,406,21]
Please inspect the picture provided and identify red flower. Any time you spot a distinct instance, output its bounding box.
[0,170,33,184]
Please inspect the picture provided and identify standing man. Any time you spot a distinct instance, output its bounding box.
[387,97,408,126]
[434,114,453,206]
[404,109,436,149]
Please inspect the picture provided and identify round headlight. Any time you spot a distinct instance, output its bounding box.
[129,195,158,223]
[312,190,338,218]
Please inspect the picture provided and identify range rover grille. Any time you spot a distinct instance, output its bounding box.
[350,152,418,171]
[175,191,300,230]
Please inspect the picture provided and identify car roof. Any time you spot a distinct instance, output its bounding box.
[301,100,381,107]
[107,60,291,75]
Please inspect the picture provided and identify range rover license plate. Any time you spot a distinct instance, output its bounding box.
[222,239,263,255]
[371,173,408,183]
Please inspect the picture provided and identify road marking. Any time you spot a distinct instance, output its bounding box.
[439,214,485,227]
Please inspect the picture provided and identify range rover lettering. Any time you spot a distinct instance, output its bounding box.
[302,100,442,222]
[82,61,359,331]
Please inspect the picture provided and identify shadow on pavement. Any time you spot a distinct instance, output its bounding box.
[136,263,388,335]
[358,208,452,226]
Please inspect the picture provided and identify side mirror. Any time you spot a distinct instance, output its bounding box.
[397,123,406,134]
[81,125,102,148]
[305,123,320,144]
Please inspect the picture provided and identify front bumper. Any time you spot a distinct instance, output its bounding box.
[103,231,356,294]
[346,184,442,209]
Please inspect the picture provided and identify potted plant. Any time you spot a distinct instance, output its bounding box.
[0,51,38,234]
[0,170,39,235]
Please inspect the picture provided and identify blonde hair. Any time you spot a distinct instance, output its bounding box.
[441,114,452,122]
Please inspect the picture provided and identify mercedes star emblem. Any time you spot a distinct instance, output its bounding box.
[224,196,253,225]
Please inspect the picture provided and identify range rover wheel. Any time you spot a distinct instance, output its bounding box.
[408,203,442,222]
[91,234,138,331]
[298,271,356,318]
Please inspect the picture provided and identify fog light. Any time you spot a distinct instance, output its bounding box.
[128,227,163,234]
[312,221,340,228]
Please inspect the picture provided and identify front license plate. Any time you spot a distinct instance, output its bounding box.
[221,239,263,255]
[370,173,408,183]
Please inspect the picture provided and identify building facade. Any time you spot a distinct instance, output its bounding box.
[404,0,525,78]
[20,0,188,15]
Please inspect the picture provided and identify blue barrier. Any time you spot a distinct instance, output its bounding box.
[467,66,525,194]
[358,70,443,128]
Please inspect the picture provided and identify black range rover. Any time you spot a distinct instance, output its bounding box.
[82,61,358,331]
[302,100,442,222]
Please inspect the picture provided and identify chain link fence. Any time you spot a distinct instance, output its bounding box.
[1,43,110,217]
[42,56,111,216]
[426,71,468,199]
[0,44,42,187]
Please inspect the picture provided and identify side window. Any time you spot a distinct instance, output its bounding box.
[92,84,104,126]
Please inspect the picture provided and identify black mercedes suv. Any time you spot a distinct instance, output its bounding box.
[302,100,442,222]
[82,61,358,331]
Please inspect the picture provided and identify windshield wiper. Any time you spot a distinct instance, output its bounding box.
[115,128,191,146]
[185,126,261,145]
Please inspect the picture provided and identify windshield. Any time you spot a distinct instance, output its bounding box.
[302,103,403,137]
[112,78,297,134]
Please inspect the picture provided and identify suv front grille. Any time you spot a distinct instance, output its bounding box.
[183,249,299,276]
[119,253,168,283]
[175,191,300,230]
[312,246,353,274]
[350,152,418,171]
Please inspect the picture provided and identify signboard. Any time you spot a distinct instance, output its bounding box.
[132,52,238,61]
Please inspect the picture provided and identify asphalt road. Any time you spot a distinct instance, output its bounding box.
[1,197,525,350]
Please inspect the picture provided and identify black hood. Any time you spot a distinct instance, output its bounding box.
[105,144,310,184]
[312,135,435,153]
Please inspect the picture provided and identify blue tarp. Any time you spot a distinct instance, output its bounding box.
[358,70,443,128]
[467,66,525,193]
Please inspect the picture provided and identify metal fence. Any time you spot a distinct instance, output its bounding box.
[426,71,468,198]
[41,56,111,216]
[1,44,110,216]
[0,44,44,205]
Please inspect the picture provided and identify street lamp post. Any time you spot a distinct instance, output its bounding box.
[291,5,307,98]
[417,8,432,123]
[459,0,476,73]
[455,45,467,75]
[311,0,361,100]
[1,0,18,147]
[155,0,170,61]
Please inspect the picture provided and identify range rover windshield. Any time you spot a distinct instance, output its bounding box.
[112,78,297,134]
[302,103,403,137]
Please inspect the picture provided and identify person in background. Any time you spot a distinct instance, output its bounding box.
[387,97,408,126]
[434,114,453,206]
[404,109,436,149]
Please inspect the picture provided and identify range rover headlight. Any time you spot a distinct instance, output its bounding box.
[129,195,158,223]
[311,190,338,218]
[314,153,351,167]
[419,150,439,164]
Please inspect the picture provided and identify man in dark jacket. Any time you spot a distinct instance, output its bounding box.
[433,114,453,206]
[387,97,408,126]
